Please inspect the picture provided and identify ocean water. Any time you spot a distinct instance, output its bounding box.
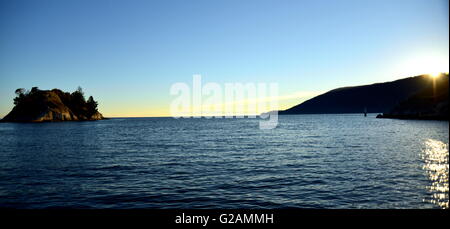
[0,114,448,209]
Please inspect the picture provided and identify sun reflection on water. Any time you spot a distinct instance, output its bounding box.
[422,139,449,209]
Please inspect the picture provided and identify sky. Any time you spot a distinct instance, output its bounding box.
[0,0,449,117]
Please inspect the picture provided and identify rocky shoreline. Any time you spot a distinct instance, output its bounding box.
[376,113,448,121]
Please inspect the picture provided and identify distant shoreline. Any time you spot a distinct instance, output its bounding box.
[376,114,449,121]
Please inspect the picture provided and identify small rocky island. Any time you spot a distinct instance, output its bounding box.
[1,87,105,122]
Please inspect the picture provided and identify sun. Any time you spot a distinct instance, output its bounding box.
[395,55,449,78]
[428,72,442,78]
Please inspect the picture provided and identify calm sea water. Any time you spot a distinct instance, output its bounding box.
[0,114,448,209]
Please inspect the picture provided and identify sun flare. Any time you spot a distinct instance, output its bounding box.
[428,72,442,78]
[395,54,449,78]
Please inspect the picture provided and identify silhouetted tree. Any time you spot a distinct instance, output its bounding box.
[13,88,26,105]
[71,86,85,103]
[86,96,98,117]
[69,86,87,117]
[15,88,25,96]
[30,87,39,94]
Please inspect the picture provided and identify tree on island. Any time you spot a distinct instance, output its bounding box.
[13,88,26,105]
[86,95,99,118]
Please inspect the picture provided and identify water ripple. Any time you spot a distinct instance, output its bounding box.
[0,115,448,208]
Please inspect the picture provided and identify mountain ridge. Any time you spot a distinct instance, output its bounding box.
[279,74,447,115]
[377,74,448,120]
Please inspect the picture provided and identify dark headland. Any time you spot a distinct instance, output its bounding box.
[1,87,105,122]
[377,74,448,120]
[278,73,449,120]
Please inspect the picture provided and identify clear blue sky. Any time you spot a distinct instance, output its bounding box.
[0,0,448,117]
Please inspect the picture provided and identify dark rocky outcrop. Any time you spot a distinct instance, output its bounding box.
[279,74,447,115]
[1,87,105,122]
[376,74,448,120]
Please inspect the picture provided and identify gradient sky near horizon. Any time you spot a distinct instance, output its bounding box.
[0,0,449,117]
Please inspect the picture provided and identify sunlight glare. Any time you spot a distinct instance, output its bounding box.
[394,54,449,78]
[422,139,449,209]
